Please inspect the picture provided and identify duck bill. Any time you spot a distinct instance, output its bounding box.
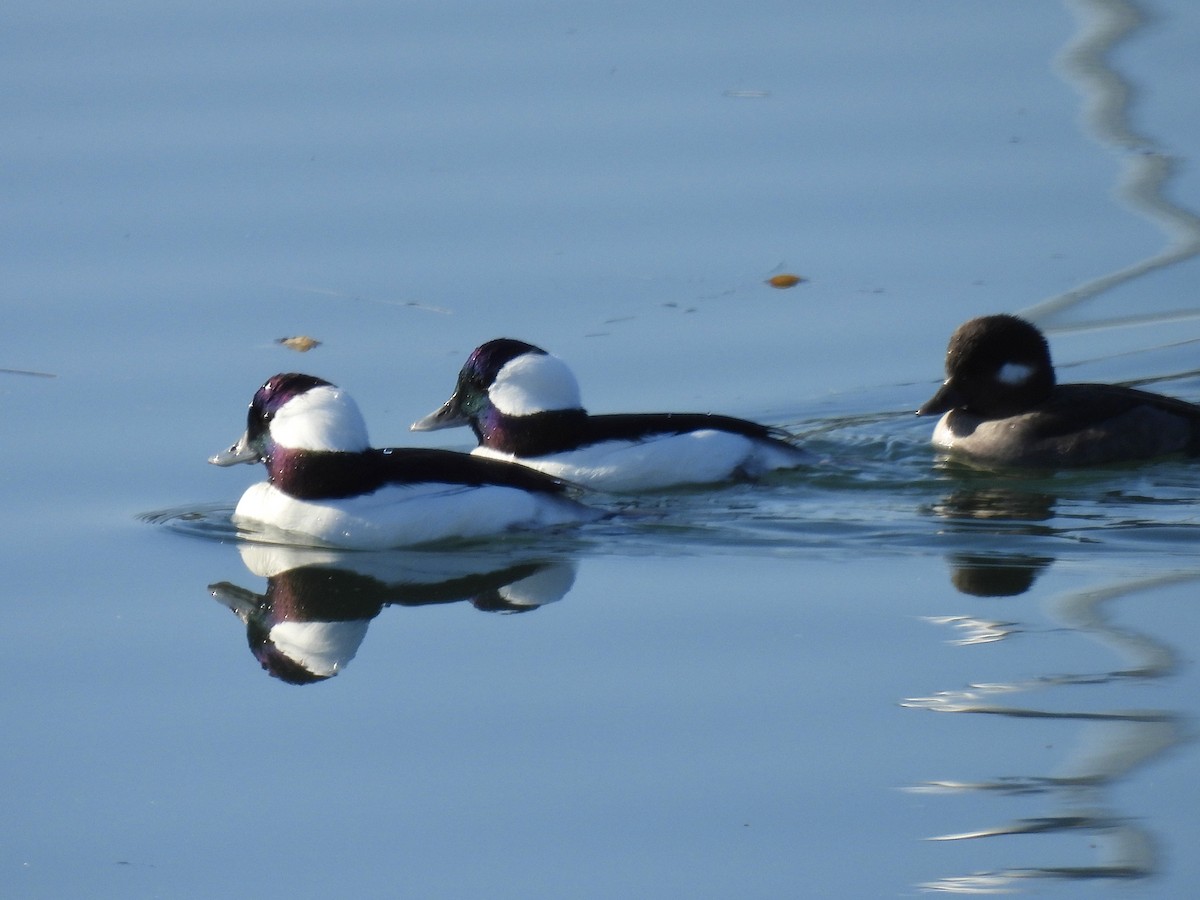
[411,397,469,432]
[916,381,962,417]
[208,432,261,466]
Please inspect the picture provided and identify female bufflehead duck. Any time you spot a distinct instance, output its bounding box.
[917,314,1200,467]
[209,373,594,548]
[411,338,807,491]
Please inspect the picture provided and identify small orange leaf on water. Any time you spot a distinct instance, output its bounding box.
[277,335,321,352]
[766,273,805,289]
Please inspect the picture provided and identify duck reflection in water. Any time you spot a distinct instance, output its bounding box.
[947,552,1054,598]
[927,477,1059,596]
[931,484,1056,527]
[210,544,577,685]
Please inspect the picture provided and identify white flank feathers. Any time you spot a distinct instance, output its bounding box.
[233,481,593,549]
[475,429,805,492]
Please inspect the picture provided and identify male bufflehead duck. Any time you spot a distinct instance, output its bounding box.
[209,373,594,548]
[917,314,1200,467]
[411,338,807,492]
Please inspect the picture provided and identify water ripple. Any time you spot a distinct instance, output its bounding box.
[1021,0,1200,327]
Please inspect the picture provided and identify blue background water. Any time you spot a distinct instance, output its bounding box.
[5,1,1200,896]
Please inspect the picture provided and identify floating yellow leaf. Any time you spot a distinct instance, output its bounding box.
[765,273,805,289]
[277,336,321,352]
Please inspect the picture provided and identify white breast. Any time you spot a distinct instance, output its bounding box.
[930,414,960,452]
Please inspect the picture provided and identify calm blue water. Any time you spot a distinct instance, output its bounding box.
[5,1,1200,897]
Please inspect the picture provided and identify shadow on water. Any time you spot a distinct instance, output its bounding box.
[905,569,1194,893]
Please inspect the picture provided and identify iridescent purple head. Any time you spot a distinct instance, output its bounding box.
[209,373,370,467]
[411,338,583,438]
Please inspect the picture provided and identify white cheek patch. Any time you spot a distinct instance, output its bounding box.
[997,362,1035,386]
[490,352,583,416]
[271,386,371,451]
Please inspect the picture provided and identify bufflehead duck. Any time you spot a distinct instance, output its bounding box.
[209,373,594,548]
[917,314,1200,467]
[411,338,808,491]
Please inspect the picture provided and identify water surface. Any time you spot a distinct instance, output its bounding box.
[4,1,1200,897]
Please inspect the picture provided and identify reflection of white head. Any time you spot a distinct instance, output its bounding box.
[498,562,577,608]
[489,352,583,416]
[272,385,370,452]
[997,362,1035,386]
[269,619,371,677]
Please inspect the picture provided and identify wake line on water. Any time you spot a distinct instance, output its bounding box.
[1020,0,1200,327]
